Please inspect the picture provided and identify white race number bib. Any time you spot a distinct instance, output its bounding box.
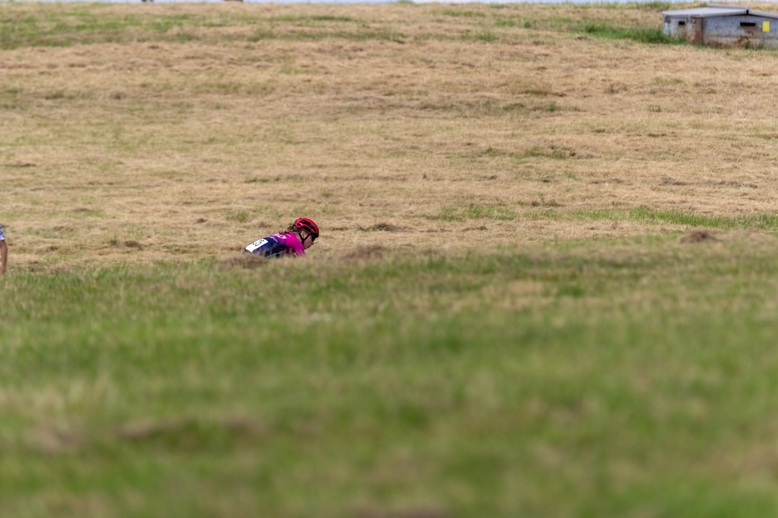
[245,238,268,253]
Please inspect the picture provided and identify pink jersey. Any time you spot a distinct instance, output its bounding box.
[280,232,305,256]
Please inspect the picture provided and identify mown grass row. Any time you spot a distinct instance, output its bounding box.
[4,240,778,516]
[0,3,686,50]
[435,205,778,232]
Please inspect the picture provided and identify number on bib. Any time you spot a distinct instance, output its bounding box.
[246,238,268,253]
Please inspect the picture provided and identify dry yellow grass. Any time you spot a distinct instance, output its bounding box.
[2,1,778,270]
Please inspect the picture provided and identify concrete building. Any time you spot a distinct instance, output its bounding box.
[662,4,778,47]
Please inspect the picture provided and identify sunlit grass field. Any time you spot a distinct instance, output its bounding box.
[3,0,778,268]
[4,1,778,516]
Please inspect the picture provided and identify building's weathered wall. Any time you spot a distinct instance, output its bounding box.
[702,15,777,47]
[663,17,691,39]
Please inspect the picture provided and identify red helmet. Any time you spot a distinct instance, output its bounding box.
[294,218,319,239]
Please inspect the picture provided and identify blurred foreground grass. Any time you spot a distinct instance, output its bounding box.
[3,236,778,517]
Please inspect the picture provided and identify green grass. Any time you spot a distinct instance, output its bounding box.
[437,204,517,221]
[633,1,674,10]
[5,239,778,516]
[572,208,778,230]
[461,30,499,42]
[579,22,684,44]
[0,8,202,49]
[437,9,486,18]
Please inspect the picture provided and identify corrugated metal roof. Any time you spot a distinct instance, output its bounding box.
[662,6,748,18]
[662,4,778,19]
[746,9,778,20]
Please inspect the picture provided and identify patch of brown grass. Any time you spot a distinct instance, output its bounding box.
[358,222,405,232]
[2,2,778,269]
[680,230,719,244]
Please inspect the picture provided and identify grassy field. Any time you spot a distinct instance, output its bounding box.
[2,1,778,268]
[3,1,778,517]
[6,237,778,517]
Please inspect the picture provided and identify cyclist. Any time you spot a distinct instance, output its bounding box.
[243,218,319,258]
[0,223,7,275]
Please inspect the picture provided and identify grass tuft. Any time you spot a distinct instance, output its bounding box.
[572,208,778,230]
[515,145,576,160]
